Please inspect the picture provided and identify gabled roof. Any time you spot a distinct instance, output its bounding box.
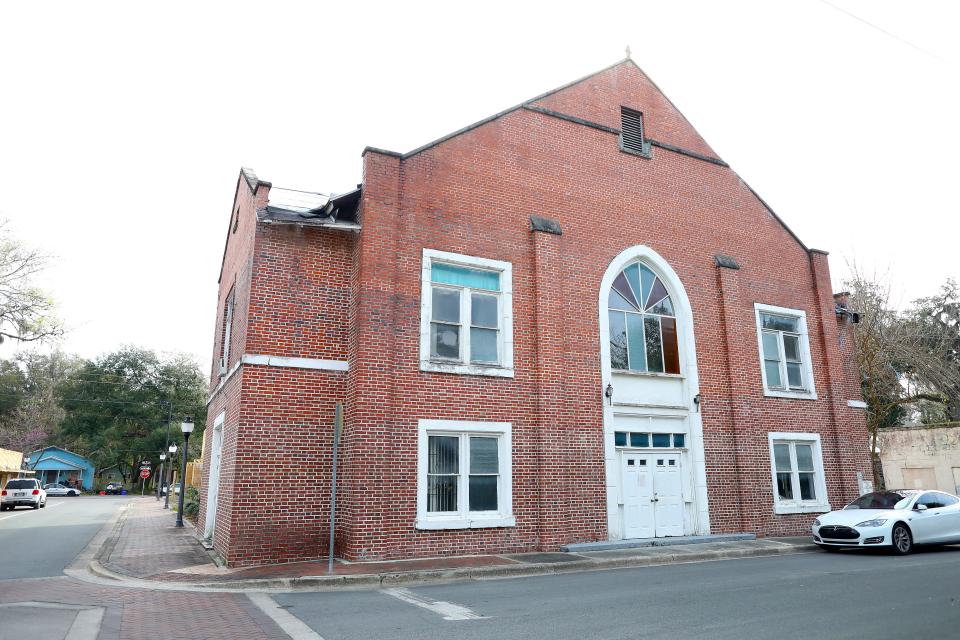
[362,56,812,254]
[28,446,93,466]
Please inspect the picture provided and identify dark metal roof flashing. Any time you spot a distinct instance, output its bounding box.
[259,188,361,231]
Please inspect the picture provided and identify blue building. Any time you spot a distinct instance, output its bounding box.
[26,447,96,491]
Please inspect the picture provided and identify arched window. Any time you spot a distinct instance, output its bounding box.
[608,262,680,374]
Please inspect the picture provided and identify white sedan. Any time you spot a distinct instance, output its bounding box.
[812,489,960,554]
[43,483,82,497]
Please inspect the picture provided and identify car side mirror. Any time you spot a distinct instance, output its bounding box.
[915,504,928,512]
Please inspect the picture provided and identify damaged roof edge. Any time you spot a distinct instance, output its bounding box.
[241,167,272,194]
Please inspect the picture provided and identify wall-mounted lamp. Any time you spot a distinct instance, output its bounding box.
[604,383,613,405]
[693,394,702,412]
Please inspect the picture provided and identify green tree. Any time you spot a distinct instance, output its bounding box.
[903,279,960,422]
[0,221,62,344]
[0,351,79,452]
[847,269,960,486]
[56,347,207,486]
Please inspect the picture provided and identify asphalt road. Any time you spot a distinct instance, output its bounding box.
[274,546,960,640]
[0,495,128,580]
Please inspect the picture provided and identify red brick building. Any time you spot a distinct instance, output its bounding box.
[198,58,871,567]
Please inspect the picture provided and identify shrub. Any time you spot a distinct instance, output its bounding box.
[182,485,200,518]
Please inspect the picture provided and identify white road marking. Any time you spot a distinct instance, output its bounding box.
[0,501,65,522]
[247,592,326,640]
[382,587,487,620]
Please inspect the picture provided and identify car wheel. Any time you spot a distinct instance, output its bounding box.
[32,502,40,510]
[891,523,913,555]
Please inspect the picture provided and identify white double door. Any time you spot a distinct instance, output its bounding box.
[622,452,683,538]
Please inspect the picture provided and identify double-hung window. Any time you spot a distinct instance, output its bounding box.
[768,432,830,514]
[754,304,816,399]
[416,420,514,529]
[420,250,513,377]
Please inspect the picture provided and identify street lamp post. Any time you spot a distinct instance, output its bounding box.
[164,444,177,509]
[156,453,166,501]
[175,417,194,528]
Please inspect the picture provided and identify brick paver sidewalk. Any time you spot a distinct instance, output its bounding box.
[99,499,816,589]
[103,497,214,578]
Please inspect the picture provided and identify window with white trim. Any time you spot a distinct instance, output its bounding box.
[416,420,514,529]
[767,432,830,514]
[420,250,513,377]
[754,304,816,399]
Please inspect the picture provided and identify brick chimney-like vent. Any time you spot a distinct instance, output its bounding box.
[619,106,646,155]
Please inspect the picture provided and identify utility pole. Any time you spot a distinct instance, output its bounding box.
[162,400,174,509]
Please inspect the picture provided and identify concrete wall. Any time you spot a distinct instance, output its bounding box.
[878,424,960,494]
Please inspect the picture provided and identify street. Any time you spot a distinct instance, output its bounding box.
[3,498,960,639]
[272,547,960,640]
[0,496,127,580]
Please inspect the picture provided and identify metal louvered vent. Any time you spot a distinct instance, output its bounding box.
[620,106,647,155]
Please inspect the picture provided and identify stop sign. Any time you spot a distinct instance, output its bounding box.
[139,469,150,479]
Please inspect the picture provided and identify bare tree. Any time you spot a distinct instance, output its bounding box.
[0,221,62,344]
[846,267,960,486]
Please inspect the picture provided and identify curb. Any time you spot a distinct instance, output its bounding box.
[89,540,819,593]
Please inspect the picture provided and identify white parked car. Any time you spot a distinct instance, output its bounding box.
[44,483,82,497]
[812,489,960,554]
[1,478,47,510]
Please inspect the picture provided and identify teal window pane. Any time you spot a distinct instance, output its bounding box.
[644,316,664,373]
[630,433,648,447]
[627,313,647,372]
[652,434,670,447]
[432,262,500,291]
[624,264,644,308]
[673,434,685,448]
[639,263,656,308]
[615,432,627,447]
[609,311,628,370]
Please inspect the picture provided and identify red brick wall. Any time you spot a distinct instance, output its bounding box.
[337,60,870,559]
[198,172,267,550]
[206,60,871,566]
[200,193,355,566]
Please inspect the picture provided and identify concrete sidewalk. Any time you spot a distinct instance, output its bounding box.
[90,498,818,591]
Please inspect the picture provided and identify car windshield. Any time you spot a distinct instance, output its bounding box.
[843,491,905,510]
[5,480,36,490]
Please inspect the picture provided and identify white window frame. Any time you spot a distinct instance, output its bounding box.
[767,432,831,515]
[420,249,514,377]
[754,303,817,400]
[221,292,235,375]
[416,419,514,530]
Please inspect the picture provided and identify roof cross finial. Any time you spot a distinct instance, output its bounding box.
[625,45,632,59]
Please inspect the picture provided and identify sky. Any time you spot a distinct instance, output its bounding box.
[0,0,957,368]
